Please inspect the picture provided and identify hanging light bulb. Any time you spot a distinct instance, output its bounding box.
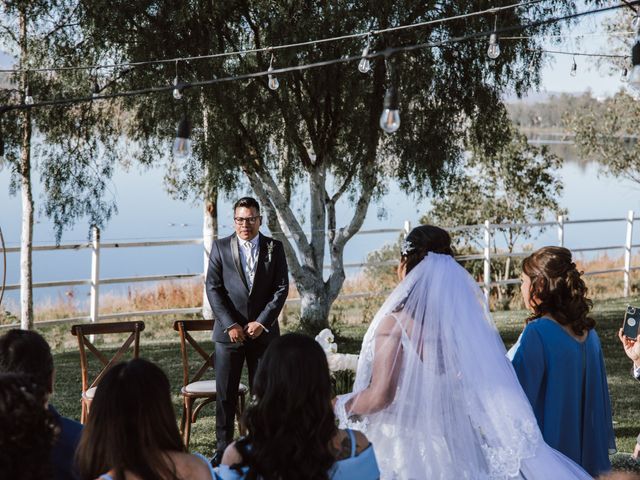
[621,66,629,82]
[24,85,33,105]
[629,33,640,91]
[173,116,192,159]
[267,53,279,90]
[358,35,372,73]
[173,76,183,100]
[92,80,100,99]
[570,57,577,77]
[379,85,400,134]
[487,33,500,60]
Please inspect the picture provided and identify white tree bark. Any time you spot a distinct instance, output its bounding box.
[246,161,373,329]
[19,10,33,330]
[201,102,216,320]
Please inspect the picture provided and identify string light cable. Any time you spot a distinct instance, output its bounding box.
[0,0,638,114]
[0,0,548,75]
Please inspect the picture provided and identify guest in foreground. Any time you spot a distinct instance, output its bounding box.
[0,373,57,480]
[618,323,640,458]
[511,246,616,477]
[75,358,215,480]
[335,226,591,479]
[0,329,83,480]
[217,333,380,480]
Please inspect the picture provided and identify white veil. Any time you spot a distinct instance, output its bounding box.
[335,253,591,480]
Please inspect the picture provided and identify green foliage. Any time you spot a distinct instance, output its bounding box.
[423,126,563,308]
[565,91,640,184]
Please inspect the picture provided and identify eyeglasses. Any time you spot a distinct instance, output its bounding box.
[234,216,261,225]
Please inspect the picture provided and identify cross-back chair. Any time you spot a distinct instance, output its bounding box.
[173,319,248,449]
[70,320,145,423]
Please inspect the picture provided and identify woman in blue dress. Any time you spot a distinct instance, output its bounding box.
[215,333,380,480]
[510,246,616,477]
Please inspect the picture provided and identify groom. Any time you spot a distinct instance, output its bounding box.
[206,197,289,464]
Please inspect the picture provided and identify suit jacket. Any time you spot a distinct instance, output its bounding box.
[206,232,289,343]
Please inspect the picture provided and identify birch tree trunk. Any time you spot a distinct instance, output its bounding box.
[201,103,217,320]
[19,10,34,329]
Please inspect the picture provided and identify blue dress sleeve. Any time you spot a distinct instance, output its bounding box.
[511,324,545,411]
[596,340,617,454]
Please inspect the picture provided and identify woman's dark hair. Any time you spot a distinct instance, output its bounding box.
[0,373,56,480]
[75,359,185,480]
[522,246,595,336]
[237,333,337,480]
[0,329,54,393]
[401,225,455,274]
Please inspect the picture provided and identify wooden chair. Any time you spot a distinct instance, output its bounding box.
[70,321,145,424]
[173,319,248,449]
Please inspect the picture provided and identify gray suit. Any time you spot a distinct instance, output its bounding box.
[205,232,288,452]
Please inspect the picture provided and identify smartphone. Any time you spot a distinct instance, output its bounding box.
[623,305,640,339]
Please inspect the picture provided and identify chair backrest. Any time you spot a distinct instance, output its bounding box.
[173,320,214,387]
[70,321,145,394]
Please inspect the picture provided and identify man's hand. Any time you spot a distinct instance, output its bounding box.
[634,442,640,459]
[228,324,246,343]
[618,328,640,366]
[244,321,264,339]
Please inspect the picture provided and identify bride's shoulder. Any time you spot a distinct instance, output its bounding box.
[377,314,404,337]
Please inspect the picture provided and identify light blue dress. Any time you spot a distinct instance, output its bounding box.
[510,317,616,477]
[214,429,380,480]
[98,453,216,479]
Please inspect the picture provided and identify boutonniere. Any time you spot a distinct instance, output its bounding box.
[267,241,274,263]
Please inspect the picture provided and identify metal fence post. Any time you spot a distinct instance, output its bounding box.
[403,220,411,237]
[557,215,565,247]
[624,210,634,298]
[90,226,101,329]
[483,220,491,304]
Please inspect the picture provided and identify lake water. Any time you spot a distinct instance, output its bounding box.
[1,148,640,313]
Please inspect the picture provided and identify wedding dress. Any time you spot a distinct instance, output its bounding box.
[335,254,592,480]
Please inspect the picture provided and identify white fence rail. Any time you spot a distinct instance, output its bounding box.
[1,211,638,330]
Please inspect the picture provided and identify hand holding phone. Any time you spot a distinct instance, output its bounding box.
[623,305,640,339]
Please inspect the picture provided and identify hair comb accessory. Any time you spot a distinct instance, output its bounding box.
[401,239,416,256]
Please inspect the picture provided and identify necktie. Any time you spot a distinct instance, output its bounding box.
[243,241,256,288]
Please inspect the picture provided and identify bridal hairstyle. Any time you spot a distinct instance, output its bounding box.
[75,358,185,480]
[401,225,455,274]
[0,373,56,480]
[522,246,595,336]
[236,333,337,480]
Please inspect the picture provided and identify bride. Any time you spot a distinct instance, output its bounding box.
[334,225,593,479]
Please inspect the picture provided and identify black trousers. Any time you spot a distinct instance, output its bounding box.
[215,339,268,453]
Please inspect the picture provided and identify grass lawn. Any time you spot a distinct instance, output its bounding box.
[44,295,640,459]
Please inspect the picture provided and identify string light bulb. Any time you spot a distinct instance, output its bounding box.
[629,31,640,91]
[621,66,629,82]
[379,85,400,134]
[173,116,191,159]
[358,35,372,73]
[173,76,183,100]
[487,33,500,60]
[570,57,577,77]
[24,85,33,105]
[487,16,500,60]
[268,53,279,90]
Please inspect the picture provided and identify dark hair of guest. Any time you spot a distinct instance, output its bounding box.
[0,373,56,480]
[75,359,185,480]
[522,246,595,336]
[237,333,337,480]
[402,225,455,274]
[0,329,54,393]
[233,197,260,213]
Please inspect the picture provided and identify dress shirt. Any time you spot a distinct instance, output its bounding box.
[224,234,268,334]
